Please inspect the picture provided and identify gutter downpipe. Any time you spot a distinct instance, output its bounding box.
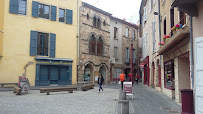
[190,16,194,89]
[76,0,80,82]
[158,0,162,91]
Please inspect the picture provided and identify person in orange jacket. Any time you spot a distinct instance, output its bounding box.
[119,72,125,90]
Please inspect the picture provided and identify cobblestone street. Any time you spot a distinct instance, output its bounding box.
[0,83,182,114]
[0,84,119,114]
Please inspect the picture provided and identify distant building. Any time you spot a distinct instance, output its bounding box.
[109,17,138,82]
[78,2,111,83]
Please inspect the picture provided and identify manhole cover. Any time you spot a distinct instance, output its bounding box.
[161,107,172,110]
[168,110,180,113]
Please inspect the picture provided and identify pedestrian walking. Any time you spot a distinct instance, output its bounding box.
[119,72,125,90]
[98,74,104,92]
[136,74,140,84]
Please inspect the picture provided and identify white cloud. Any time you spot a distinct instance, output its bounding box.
[82,0,142,24]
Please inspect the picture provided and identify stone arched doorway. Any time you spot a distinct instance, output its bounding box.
[99,65,106,84]
[84,64,94,83]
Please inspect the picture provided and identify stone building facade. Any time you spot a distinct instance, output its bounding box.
[78,2,111,84]
[110,17,123,82]
[139,0,161,91]
[122,21,138,80]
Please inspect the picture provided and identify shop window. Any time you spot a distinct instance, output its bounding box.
[38,3,50,19]
[59,8,65,22]
[164,61,175,89]
[37,33,49,56]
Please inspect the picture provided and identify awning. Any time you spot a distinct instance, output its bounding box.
[158,28,190,55]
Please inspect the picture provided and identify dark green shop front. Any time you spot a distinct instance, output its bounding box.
[35,57,73,86]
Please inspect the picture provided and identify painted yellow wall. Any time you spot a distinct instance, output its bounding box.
[0,0,81,86]
[0,0,5,56]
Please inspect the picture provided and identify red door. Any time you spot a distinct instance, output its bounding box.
[158,65,161,87]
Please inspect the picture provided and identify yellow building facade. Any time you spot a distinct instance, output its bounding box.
[0,0,80,86]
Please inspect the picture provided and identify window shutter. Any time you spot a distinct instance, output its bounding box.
[30,31,38,56]
[51,5,57,21]
[66,9,73,24]
[9,0,18,14]
[32,1,39,18]
[145,7,147,21]
[50,33,56,57]
[149,0,151,13]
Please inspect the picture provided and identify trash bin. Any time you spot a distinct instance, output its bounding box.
[181,89,194,114]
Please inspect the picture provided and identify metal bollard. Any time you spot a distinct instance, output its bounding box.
[122,91,126,100]
[119,100,129,114]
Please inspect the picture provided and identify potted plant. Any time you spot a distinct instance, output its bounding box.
[158,41,165,46]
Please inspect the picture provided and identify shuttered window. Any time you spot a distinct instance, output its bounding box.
[59,8,65,22]
[51,5,57,21]
[50,33,56,57]
[32,1,38,17]
[30,31,38,56]
[125,27,129,37]
[66,9,73,24]
[114,47,118,59]
[30,31,56,57]
[9,0,27,15]
[132,30,135,39]
[38,3,50,19]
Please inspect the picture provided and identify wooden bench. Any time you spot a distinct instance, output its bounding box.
[76,81,88,89]
[0,83,18,88]
[81,84,94,91]
[13,85,21,95]
[40,86,78,95]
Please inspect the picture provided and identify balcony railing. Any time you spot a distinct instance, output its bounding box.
[158,16,190,54]
[159,15,188,46]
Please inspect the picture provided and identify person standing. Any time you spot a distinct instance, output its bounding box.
[136,74,140,84]
[128,73,132,81]
[98,74,104,92]
[119,72,125,90]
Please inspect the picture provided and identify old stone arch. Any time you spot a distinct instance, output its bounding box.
[99,65,107,84]
[84,63,94,83]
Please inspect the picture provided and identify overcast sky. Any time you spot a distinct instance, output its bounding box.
[82,0,142,24]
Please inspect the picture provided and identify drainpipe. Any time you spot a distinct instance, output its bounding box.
[76,0,80,82]
[158,0,162,91]
[189,16,194,89]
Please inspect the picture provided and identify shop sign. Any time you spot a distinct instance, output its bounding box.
[140,63,145,67]
[123,82,133,100]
